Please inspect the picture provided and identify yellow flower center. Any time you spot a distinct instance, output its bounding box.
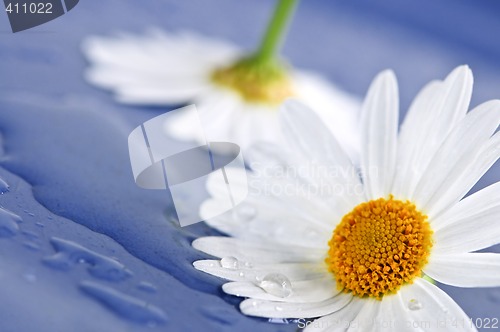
[211,57,294,106]
[326,197,433,299]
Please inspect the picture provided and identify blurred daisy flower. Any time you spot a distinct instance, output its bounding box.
[192,65,500,331]
[82,0,360,156]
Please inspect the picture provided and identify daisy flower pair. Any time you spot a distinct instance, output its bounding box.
[193,65,500,331]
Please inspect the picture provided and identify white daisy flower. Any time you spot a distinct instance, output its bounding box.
[192,65,500,331]
[82,0,360,157]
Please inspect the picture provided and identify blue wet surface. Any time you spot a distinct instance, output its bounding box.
[0,1,499,331]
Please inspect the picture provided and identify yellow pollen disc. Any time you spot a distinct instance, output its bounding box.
[326,196,433,299]
[211,58,295,106]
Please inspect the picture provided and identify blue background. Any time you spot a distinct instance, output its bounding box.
[0,1,499,331]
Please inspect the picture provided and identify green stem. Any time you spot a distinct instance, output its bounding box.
[254,0,298,64]
[422,274,436,285]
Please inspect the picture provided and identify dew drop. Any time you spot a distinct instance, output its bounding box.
[251,301,258,307]
[305,228,318,239]
[238,272,245,277]
[220,256,239,269]
[488,289,500,303]
[275,305,283,312]
[408,299,423,311]
[233,204,257,222]
[23,273,37,283]
[23,241,40,251]
[0,177,10,194]
[258,273,293,298]
[244,261,253,268]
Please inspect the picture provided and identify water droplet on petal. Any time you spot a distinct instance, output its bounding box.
[238,272,245,277]
[259,273,293,298]
[275,305,283,311]
[220,256,239,269]
[408,299,423,311]
[305,228,318,239]
[233,204,257,222]
[251,301,258,307]
[244,261,253,268]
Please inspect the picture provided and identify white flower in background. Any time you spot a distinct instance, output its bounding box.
[82,30,360,157]
[192,66,500,331]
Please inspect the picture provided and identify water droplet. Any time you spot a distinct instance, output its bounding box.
[488,289,500,303]
[275,305,283,311]
[233,204,257,222]
[251,301,258,307]
[79,281,167,325]
[244,261,253,268]
[238,272,245,277]
[23,273,37,283]
[35,222,44,228]
[305,228,319,239]
[23,241,40,251]
[0,177,10,194]
[408,299,423,311]
[258,273,293,298]
[137,281,157,293]
[220,256,239,269]
[43,237,132,282]
[0,207,21,238]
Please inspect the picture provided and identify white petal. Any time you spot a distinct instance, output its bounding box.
[424,253,500,287]
[432,181,500,253]
[201,198,330,250]
[82,30,239,105]
[193,260,327,282]
[292,71,361,163]
[165,88,240,142]
[346,298,382,332]
[201,167,334,250]
[115,84,209,105]
[393,66,473,200]
[240,293,352,319]
[424,131,500,221]
[222,276,339,303]
[392,80,442,199]
[280,99,364,212]
[303,299,364,332]
[412,100,500,217]
[192,237,324,263]
[360,70,399,199]
[382,294,426,332]
[398,278,476,332]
